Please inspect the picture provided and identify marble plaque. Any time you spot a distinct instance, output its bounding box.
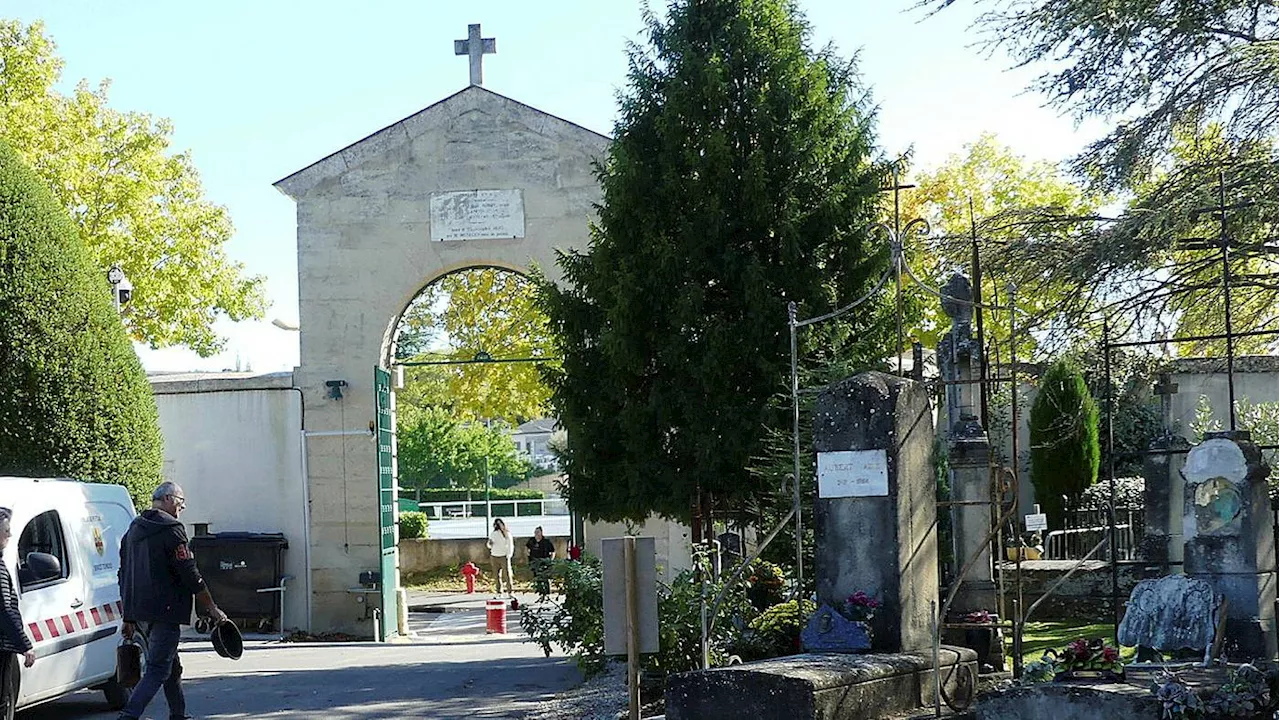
[818,449,889,498]
[430,189,525,241]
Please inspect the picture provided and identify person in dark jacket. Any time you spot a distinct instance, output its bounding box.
[0,508,34,718]
[117,483,226,720]
[525,526,555,598]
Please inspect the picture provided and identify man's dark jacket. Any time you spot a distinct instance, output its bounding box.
[0,563,32,654]
[119,509,205,625]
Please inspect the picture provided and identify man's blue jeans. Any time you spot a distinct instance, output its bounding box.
[118,621,186,720]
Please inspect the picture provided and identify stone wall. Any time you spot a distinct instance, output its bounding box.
[993,560,1162,620]
[399,536,569,575]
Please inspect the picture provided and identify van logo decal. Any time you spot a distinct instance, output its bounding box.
[92,526,105,556]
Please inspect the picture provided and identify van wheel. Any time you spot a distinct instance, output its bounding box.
[0,654,17,720]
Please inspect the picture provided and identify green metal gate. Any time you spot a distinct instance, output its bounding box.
[374,366,399,641]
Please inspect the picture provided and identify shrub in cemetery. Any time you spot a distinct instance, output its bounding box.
[521,551,757,678]
[650,555,755,676]
[536,0,893,528]
[397,511,428,540]
[734,598,816,661]
[1029,359,1100,529]
[0,140,162,505]
[520,556,607,677]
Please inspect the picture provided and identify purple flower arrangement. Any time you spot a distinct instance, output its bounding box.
[839,591,881,624]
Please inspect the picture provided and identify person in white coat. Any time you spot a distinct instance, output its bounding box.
[486,518,514,596]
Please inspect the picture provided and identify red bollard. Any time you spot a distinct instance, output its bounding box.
[461,561,479,594]
[485,599,507,634]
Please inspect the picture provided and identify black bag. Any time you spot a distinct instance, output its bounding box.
[116,638,142,688]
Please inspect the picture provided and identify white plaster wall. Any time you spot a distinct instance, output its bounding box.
[583,517,693,582]
[153,389,310,631]
[1168,364,1278,437]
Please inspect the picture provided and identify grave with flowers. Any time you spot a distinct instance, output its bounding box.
[666,373,978,720]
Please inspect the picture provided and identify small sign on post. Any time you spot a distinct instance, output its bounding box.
[602,537,658,720]
[1024,513,1048,532]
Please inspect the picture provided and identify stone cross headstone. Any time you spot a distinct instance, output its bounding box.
[1140,433,1190,565]
[813,372,937,652]
[1181,431,1277,659]
[454,23,496,86]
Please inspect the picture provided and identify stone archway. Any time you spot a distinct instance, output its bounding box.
[274,85,607,634]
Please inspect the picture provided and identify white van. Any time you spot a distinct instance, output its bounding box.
[0,477,137,718]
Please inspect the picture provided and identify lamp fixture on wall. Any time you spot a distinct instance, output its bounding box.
[325,380,348,400]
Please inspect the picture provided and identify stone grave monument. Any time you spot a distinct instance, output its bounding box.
[1181,430,1276,659]
[1139,372,1191,566]
[810,371,939,652]
[666,372,977,720]
[937,274,996,613]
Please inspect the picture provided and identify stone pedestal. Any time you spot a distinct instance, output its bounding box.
[813,372,937,653]
[1181,431,1277,660]
[949,424,995,614]
[937,274,995,614]
[665,649,977,720]
[1140,434,1191,565]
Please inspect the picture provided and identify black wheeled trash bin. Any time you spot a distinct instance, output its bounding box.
[189,532,288,631]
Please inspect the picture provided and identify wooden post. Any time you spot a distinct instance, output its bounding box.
[625,536,640,720]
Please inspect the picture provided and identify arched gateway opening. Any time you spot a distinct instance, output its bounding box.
[274,85,608,638]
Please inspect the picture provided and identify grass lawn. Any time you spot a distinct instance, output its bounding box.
[1013,621,1138,666]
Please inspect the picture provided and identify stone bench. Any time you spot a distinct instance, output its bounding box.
[664,647,978,720]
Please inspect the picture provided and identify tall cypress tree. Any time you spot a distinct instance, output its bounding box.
[0,139,163,505]
[536,0,892,527]
[1029,359,1101,529]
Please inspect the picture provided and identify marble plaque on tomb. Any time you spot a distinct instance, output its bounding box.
[430,189,525,241]
[818,449,889,498]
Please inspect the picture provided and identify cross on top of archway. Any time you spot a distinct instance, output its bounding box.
[454,23,496,87]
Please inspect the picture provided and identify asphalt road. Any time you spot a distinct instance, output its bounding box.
[20,610,580,720]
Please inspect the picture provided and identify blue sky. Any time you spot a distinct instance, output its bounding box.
[6,0,1102,373]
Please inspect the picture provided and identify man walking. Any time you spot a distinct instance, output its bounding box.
[117,482,227,720]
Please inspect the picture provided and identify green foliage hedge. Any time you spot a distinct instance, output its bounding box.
[0,140,162,506]
[398,511,429,540]
[405,487,545,502]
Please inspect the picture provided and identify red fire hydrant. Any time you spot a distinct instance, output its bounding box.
[461,561,479,594]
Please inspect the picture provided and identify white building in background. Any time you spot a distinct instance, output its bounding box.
[510,417,559,470]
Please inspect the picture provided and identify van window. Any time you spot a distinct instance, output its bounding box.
[18,510,71,589]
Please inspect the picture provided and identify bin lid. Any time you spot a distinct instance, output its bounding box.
[190,532,288,549]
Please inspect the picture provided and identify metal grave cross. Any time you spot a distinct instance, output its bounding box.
[454,23,496,86]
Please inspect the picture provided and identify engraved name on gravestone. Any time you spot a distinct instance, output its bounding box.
[817,449,889,498]
[429,189,525,241]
